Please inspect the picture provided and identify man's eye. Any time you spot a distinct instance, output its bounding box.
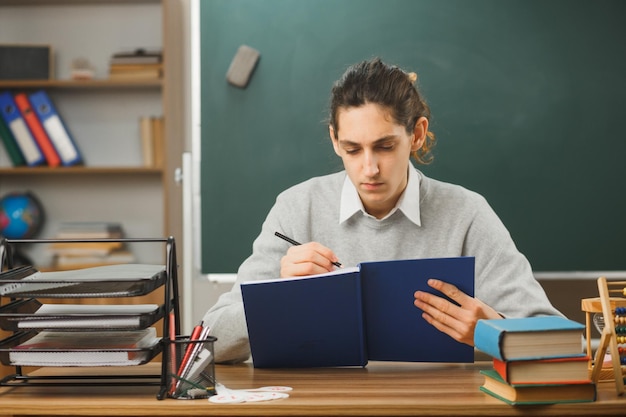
[345,148,360,155]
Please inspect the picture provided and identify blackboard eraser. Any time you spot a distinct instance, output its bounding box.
[226,45,260,88]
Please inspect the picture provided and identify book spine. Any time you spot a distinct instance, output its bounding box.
[14,92,61,167]
[28,90,82,166]
[474,320,506,361]
[0,113,26,166]
[151,116,164,168]
[139,116,153,167]
[0,91,44,166]
[354,272,368,366]
[492,357,509,381]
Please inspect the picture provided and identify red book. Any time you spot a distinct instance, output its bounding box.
[14,93,61,167]
[492,355,591,385]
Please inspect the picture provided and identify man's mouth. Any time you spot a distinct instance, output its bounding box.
[361,182,383,191]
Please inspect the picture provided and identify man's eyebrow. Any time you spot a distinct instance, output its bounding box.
[338,135,399,146]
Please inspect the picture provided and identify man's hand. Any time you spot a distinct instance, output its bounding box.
[413,279,502,346]
[280,242,340,277]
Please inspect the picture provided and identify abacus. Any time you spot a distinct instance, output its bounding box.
[581,277,626,395]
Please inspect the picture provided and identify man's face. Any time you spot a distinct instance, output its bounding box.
[331,103,423,219]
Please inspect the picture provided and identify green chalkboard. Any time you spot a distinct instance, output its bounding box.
[200,0,626,273]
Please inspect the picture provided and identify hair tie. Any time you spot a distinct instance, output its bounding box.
[407,72,418,84]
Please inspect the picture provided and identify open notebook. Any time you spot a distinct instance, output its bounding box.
[241,256,475,368]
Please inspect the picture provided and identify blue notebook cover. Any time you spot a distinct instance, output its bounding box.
[241,256,475,368]
[360,257,475,363]
[242,269,366,368]
[474,316,585,361]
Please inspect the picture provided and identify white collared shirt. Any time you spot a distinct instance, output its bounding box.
[338,165,421,225]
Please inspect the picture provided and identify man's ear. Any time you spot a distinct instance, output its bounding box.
[329,125,341,156]
[411,116,429,152]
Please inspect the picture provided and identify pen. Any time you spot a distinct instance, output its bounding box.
[274,231,342,267]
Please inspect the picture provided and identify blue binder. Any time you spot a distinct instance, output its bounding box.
[0,91,44,166]
[28,90,82,166]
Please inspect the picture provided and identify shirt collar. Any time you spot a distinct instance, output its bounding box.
[339,165,421,226]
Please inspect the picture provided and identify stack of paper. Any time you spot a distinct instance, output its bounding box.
[9,327,160,366]
[17,303,161,330]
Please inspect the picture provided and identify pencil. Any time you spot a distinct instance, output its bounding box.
[274,231,342,267]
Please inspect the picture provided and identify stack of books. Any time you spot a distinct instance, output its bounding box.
[48,222,135,270]
[108,48,162,81]
[474,316,596,405]
[0,90,82,167]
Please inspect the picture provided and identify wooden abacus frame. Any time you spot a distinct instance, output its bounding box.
[587,277,626,395]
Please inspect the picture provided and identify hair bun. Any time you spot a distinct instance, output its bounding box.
[407,72,418,84]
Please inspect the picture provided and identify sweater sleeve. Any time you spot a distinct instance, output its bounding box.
[465,196,563,318]
[202,193,293,363]
[201,286,250,363]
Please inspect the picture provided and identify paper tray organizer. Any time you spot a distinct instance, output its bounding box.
[0,237,183,400]
[0,298,165,331]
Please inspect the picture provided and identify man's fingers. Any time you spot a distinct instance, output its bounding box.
[414,295,458,326]
[280,243,339,277]
[420,310,464,342]
[281,261,333,277]
[426,278,470,305]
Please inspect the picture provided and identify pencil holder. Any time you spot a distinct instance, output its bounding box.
[165,335,217,399]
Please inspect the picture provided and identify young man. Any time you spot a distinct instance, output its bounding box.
[203,58,561,363]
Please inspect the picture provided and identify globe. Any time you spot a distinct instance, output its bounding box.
[0,192,45,239]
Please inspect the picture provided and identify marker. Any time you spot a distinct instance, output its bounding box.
[274,231,342,268]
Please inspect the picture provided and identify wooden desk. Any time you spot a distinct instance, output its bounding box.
[0,362,624,416]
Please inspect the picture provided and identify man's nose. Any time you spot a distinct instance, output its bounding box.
[363,151,379,177]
